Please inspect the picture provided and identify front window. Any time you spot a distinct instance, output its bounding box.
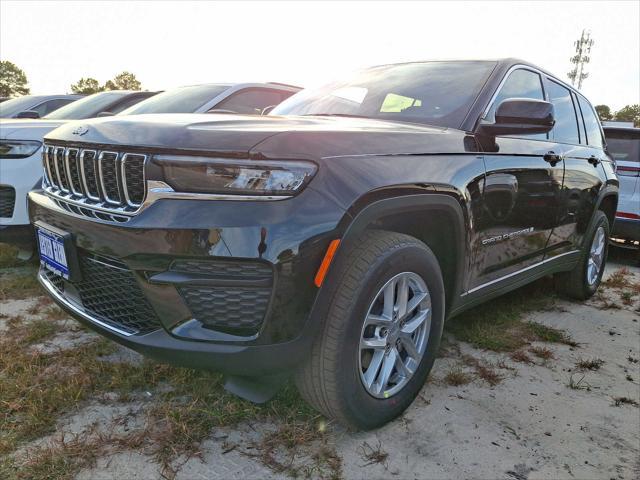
[44,91,130,120]
[272,61,496,128]
[119,84,230,115]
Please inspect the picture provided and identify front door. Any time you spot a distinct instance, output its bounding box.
[469,67,564,291]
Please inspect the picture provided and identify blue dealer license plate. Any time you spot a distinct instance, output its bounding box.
[37,227,71,279]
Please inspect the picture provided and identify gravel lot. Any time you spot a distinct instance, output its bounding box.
[1,246,638,480]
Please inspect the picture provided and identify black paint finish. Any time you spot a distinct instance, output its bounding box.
[29,59,617,376]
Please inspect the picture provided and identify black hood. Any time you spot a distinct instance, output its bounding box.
[44,113,473,159]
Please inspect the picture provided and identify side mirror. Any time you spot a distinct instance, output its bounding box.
[96,111,114,117]
[479,98,555,136]
[261,105,276,115]
[16,110,40,119]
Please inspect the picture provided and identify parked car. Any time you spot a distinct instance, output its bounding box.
[1,85,299,248]
[30,59,618,430]
[0,94,84,118]
[119,82,301,115]
[0,90,158,247]
[603,125,639,245]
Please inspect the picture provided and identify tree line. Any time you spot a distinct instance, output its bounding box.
[2,59,639,127]
[0,60,143,97]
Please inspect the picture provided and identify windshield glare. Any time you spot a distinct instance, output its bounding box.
[0,96,41,117]
[44,91,128,120]
[119,84,230,115]
[272,61,496,128]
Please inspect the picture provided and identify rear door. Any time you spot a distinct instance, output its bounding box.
[544,85,607,255]
[471,68,565,290]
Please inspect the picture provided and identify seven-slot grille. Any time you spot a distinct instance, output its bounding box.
[43,144,147,213]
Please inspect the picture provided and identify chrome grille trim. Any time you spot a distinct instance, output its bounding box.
[43,146,55,187]
[79,150,100,201]
[54,146,69,193]
[98,151,121,205]
[121,153,146,207]
[65,148,83,196]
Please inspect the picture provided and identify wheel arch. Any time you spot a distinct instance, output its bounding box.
[333,192,469,313]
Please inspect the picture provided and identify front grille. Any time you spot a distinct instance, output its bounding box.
[43,144,147,214]
[0,186,16,218]
[180,286,271,335]
[43,253,160,335]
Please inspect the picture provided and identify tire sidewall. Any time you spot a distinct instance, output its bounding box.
[581,212,610,297]
[335,242,444,429]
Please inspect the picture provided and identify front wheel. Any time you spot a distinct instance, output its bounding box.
[295,231,445,430]
[554,210,610,300]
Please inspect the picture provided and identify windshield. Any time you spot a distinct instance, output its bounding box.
[119,84,230,115]
[606,134,640,163]
[0,96,42,117]
[44,91,129,119]
[272,61,496,128]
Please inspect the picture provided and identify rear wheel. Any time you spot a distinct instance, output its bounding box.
[296,231,445,430]
[554,210,610,300]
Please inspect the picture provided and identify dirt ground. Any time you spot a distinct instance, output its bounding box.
[1,246,638,480]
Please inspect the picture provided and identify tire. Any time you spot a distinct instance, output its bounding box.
[554,210,610,300]
[295,230,445,430]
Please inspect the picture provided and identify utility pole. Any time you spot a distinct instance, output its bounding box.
[568,29,594,89]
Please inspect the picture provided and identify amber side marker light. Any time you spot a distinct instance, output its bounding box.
[314,239,341,287]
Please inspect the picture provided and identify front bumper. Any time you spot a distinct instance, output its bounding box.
[29,187,346,374]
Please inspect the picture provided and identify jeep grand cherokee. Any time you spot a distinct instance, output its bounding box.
[29,59,618,429]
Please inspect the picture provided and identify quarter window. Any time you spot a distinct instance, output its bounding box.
[546,80,580,144]
[577,95,603,148]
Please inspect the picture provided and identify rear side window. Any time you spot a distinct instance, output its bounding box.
[108,94,152,115]
[212,89,289,115]
[577,95,603,148]
[546,80,580,144]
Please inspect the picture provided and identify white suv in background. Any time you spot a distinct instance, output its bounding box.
[604,125,640,246]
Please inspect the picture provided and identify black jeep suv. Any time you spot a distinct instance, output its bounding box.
[30,59,618,429]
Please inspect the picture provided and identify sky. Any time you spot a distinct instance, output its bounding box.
[1,1,638,110]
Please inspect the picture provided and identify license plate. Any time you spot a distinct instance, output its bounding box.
[36,224,75,280]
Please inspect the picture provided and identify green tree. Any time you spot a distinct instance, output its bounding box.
[594,105,612,121]
[0,60,30,97]
[70,77,103,94]
[104,71,141,91]
[614,104,640,127]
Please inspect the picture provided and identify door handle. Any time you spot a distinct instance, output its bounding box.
[543,151,562,166]
[588,155,601,166]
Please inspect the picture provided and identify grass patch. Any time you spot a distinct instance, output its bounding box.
[0,271,41,300]
[443,366,472,386]
[0,244,29,269]
[1,311,320,480]
[612,396,639,407]
[510,350,534,364]
[445,280,575,352]
[603,268,633,289]
[567,373,591,391]
[359,440,389,468]
[575,358,604,371]
[529,346,554,360]
[461,354,503,386]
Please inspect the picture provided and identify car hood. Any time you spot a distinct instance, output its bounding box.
[0,119,69,140]
[44,113,474,158]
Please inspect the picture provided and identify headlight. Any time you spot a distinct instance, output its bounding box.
[0,140,42,159]
[154,155,317,196]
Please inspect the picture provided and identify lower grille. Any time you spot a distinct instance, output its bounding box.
[0,186,16,218]
[180,286,271,335]
[43,253,160,335]
[171,259,273,335]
